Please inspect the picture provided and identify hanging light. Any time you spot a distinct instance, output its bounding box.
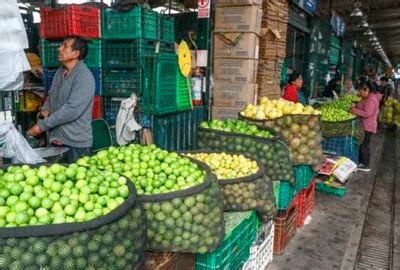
[359,17,369,28]
[369,36,378,41]
[364,29,373,36]
[350,2,363,17]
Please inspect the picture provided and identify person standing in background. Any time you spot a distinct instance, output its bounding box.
[342,78,357,96]
[282,72,304,104]
[351,77,382,172]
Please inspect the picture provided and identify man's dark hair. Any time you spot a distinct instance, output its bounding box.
[288,72,301,84]
[65,35,88,60]
[380,76,388,82]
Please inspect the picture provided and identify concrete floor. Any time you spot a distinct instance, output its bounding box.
[267,130,396,270]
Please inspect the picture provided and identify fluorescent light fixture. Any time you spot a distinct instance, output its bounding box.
[364,29,373,36]
[369,36,378,41]
[351,2,363,17]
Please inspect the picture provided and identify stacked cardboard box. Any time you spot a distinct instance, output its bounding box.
[257,0,289,99]
[212,0,262,119]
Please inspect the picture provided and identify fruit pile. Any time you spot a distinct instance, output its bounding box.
[240,97,320,120]
[198,124,295,183]
[78,144,225,253]
[0,164,129,227]
[78,144,206,195]
[240,114,324,167]
[320,96,359,122]
[200,119,274,138]
[379,97,400,126]
[0,165,146,269]
[184,152,259,179]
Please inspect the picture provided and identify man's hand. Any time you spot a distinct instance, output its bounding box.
[39,109,50,119]
[27,124,43,137]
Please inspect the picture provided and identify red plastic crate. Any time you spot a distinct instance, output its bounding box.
[40,4,100,39]
[92,96,102,119]
[273,195,298,255]
[296,180,316,228]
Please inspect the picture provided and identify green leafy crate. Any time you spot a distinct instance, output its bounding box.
[195,211,257,270]
[102,7,157,40]
[140,106,205,151]
[140,54,177,115]
[160,16,175,43]
[102,39,157,69]
[273,181,296,210]
[41,39,101,68]
[294,165,316,193]
[102,68,142,97]
[315,182,347,197]
[176,69,192,111]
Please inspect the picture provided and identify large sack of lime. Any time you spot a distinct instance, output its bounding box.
[239,97,324,169]
[320,96,365,144]
[78,144,225,253]
[0,164,146,269]
[182,151,277,221]
[380,97,396,125]
[197,119,295,184]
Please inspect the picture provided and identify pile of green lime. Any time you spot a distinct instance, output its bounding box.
[78,144,206,195]
[0,164,130,227]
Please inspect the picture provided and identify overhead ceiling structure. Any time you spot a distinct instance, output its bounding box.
[317,0,400,66]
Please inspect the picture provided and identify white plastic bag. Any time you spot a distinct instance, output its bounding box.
[0,122,45,164]
[115,94,142,146]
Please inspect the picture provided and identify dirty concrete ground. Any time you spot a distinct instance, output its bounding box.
[268,130,398,270]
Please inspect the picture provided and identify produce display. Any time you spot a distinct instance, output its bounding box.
[78,144,206,195]
[199,119,274,139]
[240,97,320,120]
[78,144,225,254]
[0,164,129,226]
[239,113,324,168]
[319,96,364,144]
[183,151,277,221]
[184,152,259,179]
[197,122,295,183]
[0,164,146,269]
[380,97,400,126]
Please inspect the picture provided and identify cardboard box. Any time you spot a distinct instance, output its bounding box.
[215,0,262,7]
[214,58,258,83]
[212,106,242,120]
[214,33,259,59]
[215,6,262,34]
[213,82,257,108]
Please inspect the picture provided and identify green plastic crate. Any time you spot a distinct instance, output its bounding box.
[140,54,177,115]
[273,181,296,210]
[102,39,157,69]
[102,68,142,97]
[160,16,175,43]
[140,106,205,151]
[294,165,316,193]
[195,211,257,270]
[102,7,157,40]
[315,182,347,197]
[41,39,101,68]
[176,69,192,111]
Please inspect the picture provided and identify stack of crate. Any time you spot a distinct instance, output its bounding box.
[212,0,263,120]
[101,6,177,132]
[40,4,102,119]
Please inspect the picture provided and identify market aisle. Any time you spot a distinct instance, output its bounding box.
[267,130,389,270]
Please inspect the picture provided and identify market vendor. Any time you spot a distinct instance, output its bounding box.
[282,72,307,105]
[351,76,382,172]
[28,36,95,163]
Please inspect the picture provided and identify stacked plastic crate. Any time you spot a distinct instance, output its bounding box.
[40,4,102,119]
[272,165,316,254]
[101,7,177,131]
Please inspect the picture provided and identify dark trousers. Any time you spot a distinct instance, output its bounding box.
[359,132,372,166]
[65,147,92,163]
